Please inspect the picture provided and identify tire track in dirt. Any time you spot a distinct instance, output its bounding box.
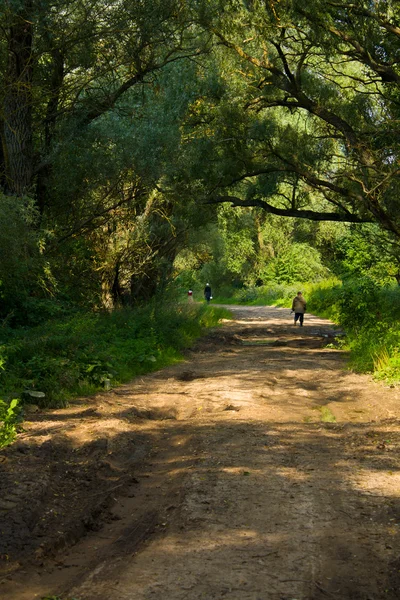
[2,306,400,600]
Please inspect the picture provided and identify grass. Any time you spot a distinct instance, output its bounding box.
[213,282,305,307]
[319,406,337,423]
[0,302,231,409]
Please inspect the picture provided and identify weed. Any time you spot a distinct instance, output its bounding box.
[0,398,20,448]
[319,406,336,423]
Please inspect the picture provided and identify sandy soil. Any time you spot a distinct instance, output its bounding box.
[1,305,400,600]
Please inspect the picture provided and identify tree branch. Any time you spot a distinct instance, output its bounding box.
[206,195,372,223]
[327,2,400,38]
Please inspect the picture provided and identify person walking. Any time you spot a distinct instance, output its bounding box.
[291,291,307,326]
[204,283,212,303]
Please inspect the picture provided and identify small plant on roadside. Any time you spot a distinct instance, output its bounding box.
[319,406,336,423]
[80,357,116,385]
[0,398,20,448]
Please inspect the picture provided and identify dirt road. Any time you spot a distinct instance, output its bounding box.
[2,305,400,600]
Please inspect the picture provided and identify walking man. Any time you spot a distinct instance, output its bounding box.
[291,291,307,326]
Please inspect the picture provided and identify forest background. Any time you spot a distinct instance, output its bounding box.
[0,0,399,442]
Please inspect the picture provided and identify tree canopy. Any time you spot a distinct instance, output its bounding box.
[185,1,400,235]
[0,0,399,319]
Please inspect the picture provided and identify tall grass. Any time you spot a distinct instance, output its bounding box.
[214,281,318,307]
[306,279,400,382]
[0,302,230,408]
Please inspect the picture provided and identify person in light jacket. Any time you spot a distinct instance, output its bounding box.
[291,291,307,326]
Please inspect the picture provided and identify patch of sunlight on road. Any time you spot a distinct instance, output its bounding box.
[352,470,400,497]
[275,467,310,481]
[221,467,266,476]
[147,528,286,554]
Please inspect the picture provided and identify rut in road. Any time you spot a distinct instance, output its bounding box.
[7,306,400,600]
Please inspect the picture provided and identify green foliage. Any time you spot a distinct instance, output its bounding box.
[301,279,342,322]
[174,206,333,295]
[233,283,302,306]
[0,194,42,322]
[0,399,20,448]
[260,243,329,284]
[307,279,400,383]
[182,1,400,237]
[337,279,380,331]
[0,303,229,408]
[374,349,400,386]
[0,0,214,322]
[332,226,400,286]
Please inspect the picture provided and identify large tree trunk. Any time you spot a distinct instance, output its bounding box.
[1,2,34,195]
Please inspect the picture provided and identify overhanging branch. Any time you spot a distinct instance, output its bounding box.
[207,195,372,223]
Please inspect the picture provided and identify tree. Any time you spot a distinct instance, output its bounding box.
[0,1,212,313]
[0,0,203,199]
[333,224,400,285]
[186,1,400,237]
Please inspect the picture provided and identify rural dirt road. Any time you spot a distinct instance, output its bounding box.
[1,305,400,600]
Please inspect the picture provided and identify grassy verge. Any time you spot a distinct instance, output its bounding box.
[213,281,337,309]
[0,302,231,409]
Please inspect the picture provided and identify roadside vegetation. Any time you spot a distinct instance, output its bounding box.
[0,303,229,412]
[1,2,399,445]
[0,302,230,447]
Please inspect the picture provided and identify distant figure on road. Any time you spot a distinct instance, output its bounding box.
[292,291,307,326]
[188,289,194,303]
[204,283,212,303]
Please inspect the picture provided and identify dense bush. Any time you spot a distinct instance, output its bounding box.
[0,303,230,408]
[305,280,400,382]
[309,280,400,381]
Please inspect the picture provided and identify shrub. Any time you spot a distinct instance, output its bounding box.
[0,303,230,408]
[0,399,20,448]
[307,279,400,383]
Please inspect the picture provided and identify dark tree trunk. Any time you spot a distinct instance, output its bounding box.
[111,262,124,305]
[2,2,34,195]
[36,47,65,214]
[0,121,7,190]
